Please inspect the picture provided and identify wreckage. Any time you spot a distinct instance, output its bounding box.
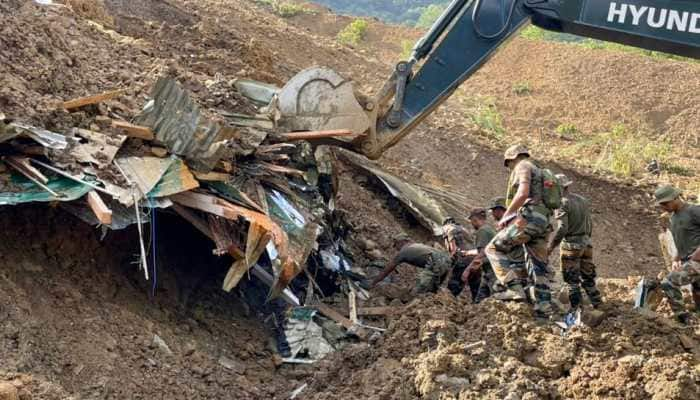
[0,72,471,362]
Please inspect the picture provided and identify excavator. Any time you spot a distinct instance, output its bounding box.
[274,0,700,159]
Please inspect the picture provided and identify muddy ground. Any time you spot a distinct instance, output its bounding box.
[0,0,698,399]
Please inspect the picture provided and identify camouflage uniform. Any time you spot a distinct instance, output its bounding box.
[474,224,498,303]
[658,198,700,318]
[443,223,475,297]
[485,158,553,315]
[414,250,453,294]
[551,192,602,309]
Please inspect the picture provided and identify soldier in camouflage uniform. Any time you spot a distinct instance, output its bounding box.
[488,196,507,223]
[547,174,602,311]
[462,208,498,303]
[485,145,553,319]
[655,186,700,325]
[442,217,476,297]
[365,234,452,295]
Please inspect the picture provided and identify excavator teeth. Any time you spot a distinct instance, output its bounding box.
[277,67,370,138]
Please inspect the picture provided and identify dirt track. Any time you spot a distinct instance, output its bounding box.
[0,1,698,399]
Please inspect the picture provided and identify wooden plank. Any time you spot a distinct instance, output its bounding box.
[258,162,305,177]
[62,89,124,110]
[3,156,58,196]
[357,306,398,316]
[313,302,355,330]
[111,120,155,140]
[193,171,231,182]
[6,156,48,183]
[86,191,113,225]
[172,204,214,240]
[348,286,359,324]
[276,129,355,141]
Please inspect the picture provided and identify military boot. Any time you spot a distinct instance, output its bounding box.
[492,283,526,301]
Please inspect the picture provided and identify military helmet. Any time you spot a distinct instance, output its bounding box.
[488,196,506,210]
[654,185,681,204]
[555,173,573,188]
[503,144,530,166]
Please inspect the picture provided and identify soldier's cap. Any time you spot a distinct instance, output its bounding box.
[654,185,681,204]
[468,208,488,220]
[487,196,506,210]
[503,144,530,166]
[555,173,573,188]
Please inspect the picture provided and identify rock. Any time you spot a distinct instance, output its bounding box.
[582,309,606,327]
[435,374,469,387]
[218,356,246,374]
[367,249,384,261]
[618,355,644,367]
[151,147,168,157]
[358,239,377,251]
[0,382,18,400]
[152,334,173,356]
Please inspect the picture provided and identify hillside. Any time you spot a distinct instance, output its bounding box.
[0,0,698,399]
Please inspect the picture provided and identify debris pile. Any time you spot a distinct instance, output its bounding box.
[307,279,700,400]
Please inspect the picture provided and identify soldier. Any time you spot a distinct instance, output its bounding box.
[547,174,602,312]
[655,186,700,324]
[462,208,498,303]
[485,145,553,320]
[488,196,507,223]
[442,217,475,297]
[363,234,452,295]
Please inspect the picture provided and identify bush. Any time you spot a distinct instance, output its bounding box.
[415,4,446,30]
[337,19,369,46]
[253,0,312,18]
[555,123,578,137]
[400,39,414,59]
[467,97,505,139]
[512,81,531,95]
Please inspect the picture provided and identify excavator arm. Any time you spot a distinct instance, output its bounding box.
[278,0,700,159]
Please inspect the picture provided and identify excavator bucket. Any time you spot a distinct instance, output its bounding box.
[277,67,370,139]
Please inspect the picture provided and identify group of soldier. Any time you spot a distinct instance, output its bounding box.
[362,145,700,325]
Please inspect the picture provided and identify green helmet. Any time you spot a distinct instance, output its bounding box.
[503,144,530,166]
[654,185,681,204]
[488,196,506,210]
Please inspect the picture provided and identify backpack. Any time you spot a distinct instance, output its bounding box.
[541,168,563,210]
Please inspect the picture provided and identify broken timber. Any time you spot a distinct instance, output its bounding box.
[86,191,113,225]
[111,120,155,140]
[62,89,124,110]
[312,302,368,339]
[357,306,398,316]
[192,171,231,182]
[274,129,355,141]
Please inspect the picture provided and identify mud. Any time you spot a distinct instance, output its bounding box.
[0,0,698,398]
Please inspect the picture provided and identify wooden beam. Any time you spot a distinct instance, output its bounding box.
[5,156,48,183]
[276,129,355,141]
[357,306,398,316]
[111,120,155,140]
[348,286,359,324]
[62,89,124,110]
[86,191,112,225]
[313,302,355,331]
[172,204,214,240]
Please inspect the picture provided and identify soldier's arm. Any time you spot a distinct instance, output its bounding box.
[549,206,569,252]
[368,257,400,288]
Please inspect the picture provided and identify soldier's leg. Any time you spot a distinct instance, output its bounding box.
[560,247,583,310]
[660,260,700,319]
[526,235,554,317]
[467,268,482,302]
[475,264,495,303]
[485,224,529,299]
[413,252,452,295]
[580,245,602,307]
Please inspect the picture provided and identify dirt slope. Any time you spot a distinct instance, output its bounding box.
[0,0,698,399]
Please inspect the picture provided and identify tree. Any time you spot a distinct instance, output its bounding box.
[415,4,446,29]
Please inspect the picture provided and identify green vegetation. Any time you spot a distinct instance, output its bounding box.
[337,19,370,46]
[415,4,446,29]
[310,1,450,26]
[466,97,505,140]
[561,124,673,178]
[400,39,414,59]
[253,0,313,18]
[555,123,578,138]
[512,81,531,95]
